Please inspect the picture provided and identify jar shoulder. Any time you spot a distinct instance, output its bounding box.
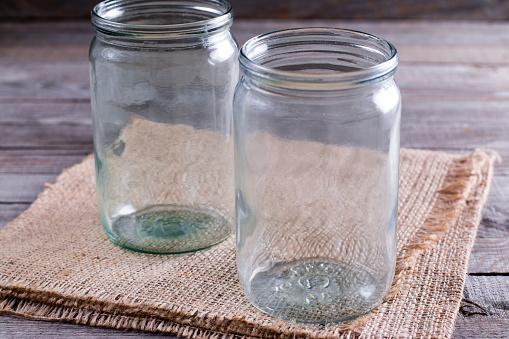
[234,77,401,120]
[89,33,238,65]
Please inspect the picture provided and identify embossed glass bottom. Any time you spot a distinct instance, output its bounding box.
[104,205,231,254]
[247,260,387,323]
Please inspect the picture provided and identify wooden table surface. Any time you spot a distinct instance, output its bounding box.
[0,20,508,338]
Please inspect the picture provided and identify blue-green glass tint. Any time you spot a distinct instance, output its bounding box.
[89,0,238,254]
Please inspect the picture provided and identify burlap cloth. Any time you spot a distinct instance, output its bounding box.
[0,124,498,338]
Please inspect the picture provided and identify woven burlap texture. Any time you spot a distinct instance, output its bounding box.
[0,127,497,338]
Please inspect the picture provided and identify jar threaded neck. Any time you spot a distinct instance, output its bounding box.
[91,0,233,38]
[239,28,398,90]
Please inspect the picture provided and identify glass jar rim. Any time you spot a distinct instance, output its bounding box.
[239,27,398,89]
[91,0,233,38]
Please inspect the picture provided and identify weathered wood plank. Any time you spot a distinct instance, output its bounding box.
[0,122,506,174]
[453,276,509,337]
[239,20,509,67]
[395,64,509,100]
[398,99,509,154]
[400,118,509,149]
[0,174,57,203]
[478,215,509,241]
[469,238,509,274]
[0,204,29,230]
[2,61,509,100]
[1,101,507,172]
[466,176,509,274]
[2,0,509,21]
[4,20,509,47]
[0,99,507,169]
[476,176,509,239]
[0,314,167,338]
[0,62,90,100]
[233,0,509,20]
[0,102,91,124]
[1,100,507,176]
[233,20,509,46]
[0,151,89,174]
[453,318,509,339]
[461,275,509,319]
[1,22,508,106]
[0,102,93,149]
[3,98,508,124]
[3,41,509,66]
[0,125,93,150]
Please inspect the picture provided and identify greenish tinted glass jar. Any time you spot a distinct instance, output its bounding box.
[89,0,238,254]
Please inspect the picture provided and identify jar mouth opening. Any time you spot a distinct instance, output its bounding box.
[239,28,398,89]
[92,0,233,37]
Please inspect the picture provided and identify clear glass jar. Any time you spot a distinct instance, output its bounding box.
[234,28,400,323]
[89,0,238,254]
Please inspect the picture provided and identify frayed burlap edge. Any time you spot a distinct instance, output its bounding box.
[390,150,499,298]
[0,149,499,338]
[0,294,245,339]
[331,149,500,336]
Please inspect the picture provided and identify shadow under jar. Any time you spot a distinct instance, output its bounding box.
[234,28,401,323]
[89,0,238,254]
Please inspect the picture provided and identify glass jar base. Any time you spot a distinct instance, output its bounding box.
[246,260,387,323]
[104,204,231,254]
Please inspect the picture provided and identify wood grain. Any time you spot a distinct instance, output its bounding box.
[0,204,29,230]
[3,100,509,173]
[3,63,509,100]
[0,150,89,174]
[0,174,57,203]
[2,0,509,20]
[3,20,509,46]
[0,314,162,338]
[4,21,509,62]
[232,20,509,45]
[0,63,90,100]
[452,318,509,339]
[461,276,509,318]
[476,177,509,240]
[469,238,509,274]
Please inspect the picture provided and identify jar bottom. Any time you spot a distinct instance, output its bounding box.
[103,204,231,254]
[246,260,387,323]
